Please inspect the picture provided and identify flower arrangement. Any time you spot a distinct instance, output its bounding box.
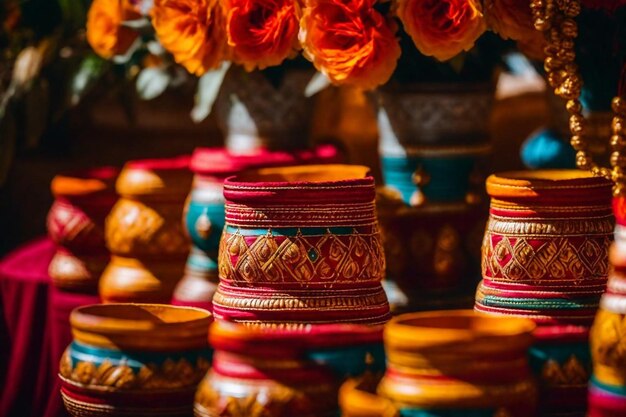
[83,0,626,120]
[82,0,513,120]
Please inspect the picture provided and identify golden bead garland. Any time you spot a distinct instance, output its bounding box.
[530,0,626,196]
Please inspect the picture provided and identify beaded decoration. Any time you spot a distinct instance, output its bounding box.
[531,0,626,194]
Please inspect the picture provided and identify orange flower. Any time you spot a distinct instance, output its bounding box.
[484,0,537,41]
[396,0,486,61]
[300,0,400,90]
[86,0,141,59]
[224,0,301,70]
[516,32,546,61]
[152,0,228,76]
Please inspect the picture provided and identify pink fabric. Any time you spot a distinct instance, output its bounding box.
[480,278,606,297]
[224,177,375,207]
[0,238,56,417]
[170,298,213,311]
[190,144,342,176]
[126,155,191,170]
[589,385,626,417]
[0,238,99,417]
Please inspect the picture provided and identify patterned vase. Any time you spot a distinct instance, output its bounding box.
[47,167,119,292]
[588,197,626,417]
[100,157,192,303]
[194,320,384,417]
[474,170,614,416]
[173,145,342,310]
[339,310,538,416]
[376,83,493,312]
[214,164,390,327]
[215,68,315,154]
[59,303,212,417]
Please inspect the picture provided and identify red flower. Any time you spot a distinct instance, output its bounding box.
[396,0,486,61]
[300,0,401,89]
[224,0,301,70]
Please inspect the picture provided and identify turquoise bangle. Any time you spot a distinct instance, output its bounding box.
[69,341,213,371]
[398,409,499,417]
[590,376,626,397]
[307,344,385,377]
[478,294,600,310]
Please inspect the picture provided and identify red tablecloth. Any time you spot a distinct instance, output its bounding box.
[0,238,100,417]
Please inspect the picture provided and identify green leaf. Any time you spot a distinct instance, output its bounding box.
[58,0,87,29]
[112,37,142,64]
[190,61,230,122]
[304,72,331,97]
[146,41,166,57]
[120,17,152,30]
[71,54,108,106]
[136,67,171,100]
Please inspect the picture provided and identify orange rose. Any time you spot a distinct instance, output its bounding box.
[516,32,546,61]
[396,0,486,61]
[152,0,228,76]
[484,0,537,41]
[300,0,400,90]
[86,0,141,59]
[224,0,301,70]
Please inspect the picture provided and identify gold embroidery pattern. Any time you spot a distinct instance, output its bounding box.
[59,349,210,390]
[61,394,192,416]
[482,234,611,283]
[225,203,377,227]
[541,356,590,387]
[486,216,614,237]
[212,287,389,311]
[106,199,188,256]
[195,377,337,417]
[219,229,385,285]
[230,312,391,329]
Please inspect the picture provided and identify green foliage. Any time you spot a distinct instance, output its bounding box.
[70,53,108,105]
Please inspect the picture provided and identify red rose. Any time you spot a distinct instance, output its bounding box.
[224,0,301,70]
[300,0,401,89]
[396,0,487,61]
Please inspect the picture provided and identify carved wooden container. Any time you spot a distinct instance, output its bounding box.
[213,164,390,327]
[475,170,614,416]
[47,167,118,292]
[100,157,192,303]
[340,311,537,416]
[59,304,212,417]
